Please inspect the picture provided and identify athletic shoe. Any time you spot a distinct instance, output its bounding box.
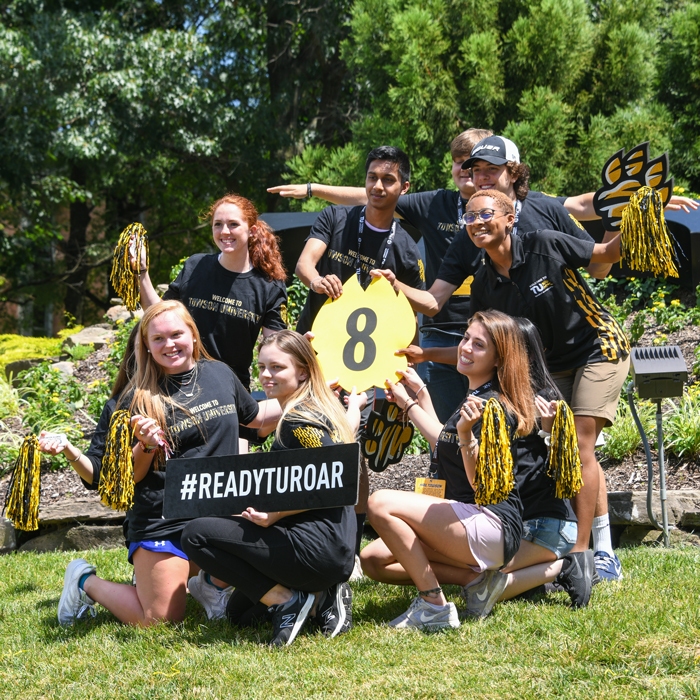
[594,550,623,581]
[349,554,364,581]
[57,559,97,626]
[389,596,460,631]
[313,582,353,638]
[555,551,594,608]
[268,590,315,647]
[188,570,232,620]
[462,570,509,619]
[547,567,599,593]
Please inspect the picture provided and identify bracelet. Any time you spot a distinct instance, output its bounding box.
[404,400,418,414]
[415,384,426,396]
[457,437,479,457]
[139,441,157,454]
[417,586,442,597]
[65,451,82,463]
[307,182,312,199]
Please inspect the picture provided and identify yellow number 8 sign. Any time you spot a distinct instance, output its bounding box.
[311,275,416,392]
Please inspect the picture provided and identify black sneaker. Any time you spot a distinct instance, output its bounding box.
[313,583,353,638]
[268,590,315,647]
[555,551,594,608]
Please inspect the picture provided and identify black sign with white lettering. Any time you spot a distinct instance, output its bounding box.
[162,443,360,519]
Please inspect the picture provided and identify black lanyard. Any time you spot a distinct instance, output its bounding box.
[357,207,397,283]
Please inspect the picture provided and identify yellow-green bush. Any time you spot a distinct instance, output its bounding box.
[0,328,81,376]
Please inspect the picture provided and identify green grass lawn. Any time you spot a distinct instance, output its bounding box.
[0,545,698,699]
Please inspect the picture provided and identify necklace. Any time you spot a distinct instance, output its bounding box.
[173,365,197,397]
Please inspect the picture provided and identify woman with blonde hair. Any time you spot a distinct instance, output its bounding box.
[182,330,366,647]
[54,300,280,627]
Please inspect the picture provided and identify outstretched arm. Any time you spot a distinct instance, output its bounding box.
[267,183,369,207]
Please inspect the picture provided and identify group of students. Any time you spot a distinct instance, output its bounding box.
[40,131,694,643]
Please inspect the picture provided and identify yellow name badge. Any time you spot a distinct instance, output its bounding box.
[414,477,446,499]
[311,275,416,392]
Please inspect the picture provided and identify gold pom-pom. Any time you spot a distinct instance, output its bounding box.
[99,409,135,511]
[474,398,514,505]
[546,401,583,499]
[3,435,41,531]
[110,223,149,311]
[621,186,679,278]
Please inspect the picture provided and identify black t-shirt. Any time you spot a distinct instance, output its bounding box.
[469,231,630,372]
[164,254,288,388]
[83,359,260,542]
[296,206,426,334]
[430,384,523,566]
[395,190,473,331]
[269,415,356,581]
[437,191,593,289]
[513,431,575,522]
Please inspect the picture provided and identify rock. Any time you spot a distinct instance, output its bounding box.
[105,306,132,323]
[619,525,700,547]
[39,499,125,525]
[50,361,75,376]
[61,325,115,351]
[608,489,700,527]
[0,517,16,554]
[18,524,124,553]
[679,511,700,529]
[4,357,55,384]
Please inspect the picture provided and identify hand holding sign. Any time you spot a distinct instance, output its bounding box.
[310,275,416,392]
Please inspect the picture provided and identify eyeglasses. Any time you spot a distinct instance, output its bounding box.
[462,208,507,225]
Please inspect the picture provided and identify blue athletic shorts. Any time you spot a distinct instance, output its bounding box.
[127,536,188,565]
[521,518,577,558]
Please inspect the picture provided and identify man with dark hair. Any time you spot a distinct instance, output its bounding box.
[293,146,425,578]
[294,146,424,334]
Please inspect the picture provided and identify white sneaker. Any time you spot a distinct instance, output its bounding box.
[389,596,460,630]
[349,554,364,581]
[462,570,508,619]
[58,559,97,626]
[188,571,233,620]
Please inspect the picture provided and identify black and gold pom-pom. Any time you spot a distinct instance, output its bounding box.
[621,186,679,278]
[110,222,149,311]
[99,409,135,511]
[546,401,583,499]
[474,398,514,506]
[3,435,41,531]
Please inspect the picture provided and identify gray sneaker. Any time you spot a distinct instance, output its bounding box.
[58,559,97,626]
[462,570,509,619]
[389,596,460,631]
[188,570,233,620]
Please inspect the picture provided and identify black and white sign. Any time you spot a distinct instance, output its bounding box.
[162,443,360,519]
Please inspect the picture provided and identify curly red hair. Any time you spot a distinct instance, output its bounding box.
[205,194,287,281]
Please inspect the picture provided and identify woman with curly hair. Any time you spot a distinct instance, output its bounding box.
[135,194,288,393]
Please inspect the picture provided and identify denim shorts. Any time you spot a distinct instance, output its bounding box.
[521,518,577,558]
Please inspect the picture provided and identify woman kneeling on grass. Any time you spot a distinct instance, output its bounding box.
[362,310,535,631]
[48,300,280,627]
[181,330,366,647]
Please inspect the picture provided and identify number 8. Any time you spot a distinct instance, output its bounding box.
[343,308,378,371]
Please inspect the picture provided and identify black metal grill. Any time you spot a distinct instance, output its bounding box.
[629,345,688,399]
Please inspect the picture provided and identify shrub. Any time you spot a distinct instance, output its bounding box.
[664,386,700,458]
[0,373,21,420]
[64,343,95,362]
[601,397,656,461]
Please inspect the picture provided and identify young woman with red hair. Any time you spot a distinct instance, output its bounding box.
[135,195,288,394]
